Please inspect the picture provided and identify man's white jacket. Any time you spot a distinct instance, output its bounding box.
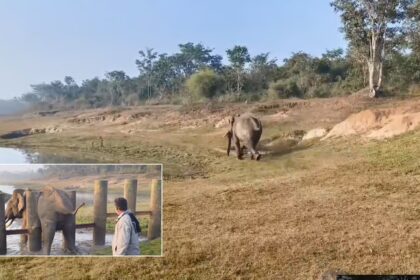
[112,211,140,256]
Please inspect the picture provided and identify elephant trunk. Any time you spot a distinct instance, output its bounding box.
[225,130,232,156]
[5,217,14,228]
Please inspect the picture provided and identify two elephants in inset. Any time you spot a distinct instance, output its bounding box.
[4,187,84,255]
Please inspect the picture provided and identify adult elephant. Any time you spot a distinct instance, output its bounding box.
[225,114,263,160]
[4,187,85,255]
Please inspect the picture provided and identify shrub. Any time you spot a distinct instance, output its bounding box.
[268,79,302,99]
[185,69,224,100]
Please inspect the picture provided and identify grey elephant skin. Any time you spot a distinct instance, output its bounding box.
[4,187,84,255]
[225,114,263,160]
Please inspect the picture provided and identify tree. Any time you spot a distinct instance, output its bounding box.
[20,93,41,104]
[406,0,420,55]
[63,76,79,101]
[331,0,414,97]
[79,78,102,107]
[186,69,224,100]
[151,54,179,99]
[226,46,251,94]
[136,48,158,99]
[105,71,128,106]
[175,43,209,76]
[247,53,278,91]
[64,76,76,86]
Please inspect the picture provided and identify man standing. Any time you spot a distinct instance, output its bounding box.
[112,197,140,256]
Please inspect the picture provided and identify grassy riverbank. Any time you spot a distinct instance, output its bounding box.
[0,97,419,279]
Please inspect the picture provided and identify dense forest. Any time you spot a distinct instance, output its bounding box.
[20,0,420,109]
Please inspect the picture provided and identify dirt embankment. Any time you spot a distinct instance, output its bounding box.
[1,96,419,144]
[323,99,420,140]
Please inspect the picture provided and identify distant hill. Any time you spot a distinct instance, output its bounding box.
[0,99,28,116]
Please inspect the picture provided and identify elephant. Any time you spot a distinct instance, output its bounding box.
[4,189,28,243]
[225,114,263,160]
[4,187,85,255]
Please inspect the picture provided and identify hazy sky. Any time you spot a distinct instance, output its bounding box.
[0,1,346,99]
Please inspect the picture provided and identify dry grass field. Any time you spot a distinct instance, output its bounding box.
[0,96,419,279]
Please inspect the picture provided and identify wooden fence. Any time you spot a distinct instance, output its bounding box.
[0,178,162,254]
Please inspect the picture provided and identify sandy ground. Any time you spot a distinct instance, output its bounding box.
[0,96,419,279]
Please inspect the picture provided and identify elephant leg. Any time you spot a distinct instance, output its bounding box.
[234,138,243,160]
[248,142,261,161]
[42,223,56,255]
[241,145,248,157]
[62,220,77,253]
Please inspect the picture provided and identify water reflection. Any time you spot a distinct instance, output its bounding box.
[5,224,127,256]
[0,148,29,163]
[0,147,102,164]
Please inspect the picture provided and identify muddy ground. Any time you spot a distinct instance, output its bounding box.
[0,96,419,279]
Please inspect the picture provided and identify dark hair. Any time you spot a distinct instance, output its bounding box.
[114,197,128,211]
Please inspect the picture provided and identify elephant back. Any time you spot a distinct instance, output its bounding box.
[234,114,262,141]
[40,186,75,215]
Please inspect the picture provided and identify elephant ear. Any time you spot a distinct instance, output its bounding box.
[16,192,25,213]
[43,186,74,215]
[54,189,75,214]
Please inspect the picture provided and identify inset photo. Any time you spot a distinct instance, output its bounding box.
[0,164,162,257]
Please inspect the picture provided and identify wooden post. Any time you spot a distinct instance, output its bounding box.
[147,179,161,240]
[124,179,137,213]
[26,189,42,252]
[93,180,107,246]
[63,191,76,250]
[0,192,6,255]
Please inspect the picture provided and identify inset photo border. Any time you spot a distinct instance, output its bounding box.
[0,163,163,257]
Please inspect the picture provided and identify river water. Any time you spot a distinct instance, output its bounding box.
[0,148,32,163]
[0,147,104,164]
[1,185,147,256]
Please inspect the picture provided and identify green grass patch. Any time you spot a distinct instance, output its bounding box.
[92,238,161,256]
[366,131,420,175]
[140,238,162,256]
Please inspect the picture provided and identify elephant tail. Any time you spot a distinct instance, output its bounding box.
[250,117,262,131]
[73,202,85,215]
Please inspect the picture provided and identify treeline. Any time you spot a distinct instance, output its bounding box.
[39,165,160,178]
[20,1,420,109]
[20,44,419,109]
